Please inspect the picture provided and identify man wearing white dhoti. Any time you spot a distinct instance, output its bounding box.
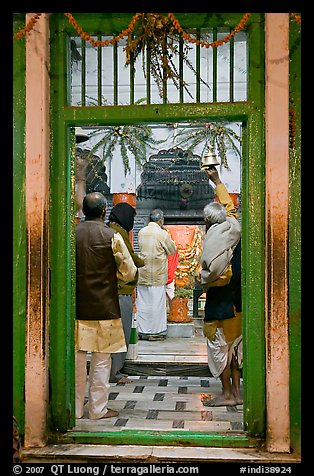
[199,168,242,407]
[136,209,177,341]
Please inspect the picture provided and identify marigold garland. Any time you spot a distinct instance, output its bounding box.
[64,12,143,47]
[13,13,42,40]
[167,12,251,48]
[172,227,203,287]
[13,12,301,42]
[290,13,301,24]
[64,12,251,50]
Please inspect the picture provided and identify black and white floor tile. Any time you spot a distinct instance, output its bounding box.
[74,375,243,433]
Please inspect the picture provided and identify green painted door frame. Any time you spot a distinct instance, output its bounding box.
[13,14,27,433]
[288,19,301,453]
[48,13,265,447]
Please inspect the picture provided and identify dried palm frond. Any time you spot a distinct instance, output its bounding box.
[125,13,209,100]
[174,122,242,169]
[85,124,165,176]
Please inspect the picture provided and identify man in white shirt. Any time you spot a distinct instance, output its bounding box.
[136,209,177,341]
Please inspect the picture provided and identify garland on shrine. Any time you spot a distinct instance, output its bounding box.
[124,13,214,99]
[13,13,42,40]
[173,226,203,288]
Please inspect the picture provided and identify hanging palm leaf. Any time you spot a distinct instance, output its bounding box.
[173,122,242,169]
[85,124,166,176]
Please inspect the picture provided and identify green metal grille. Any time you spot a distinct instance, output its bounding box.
[69,29,247,107]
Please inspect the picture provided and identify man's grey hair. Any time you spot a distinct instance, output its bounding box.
[203,201,226,227]
[83,192,107,218]
[149,208,164,223]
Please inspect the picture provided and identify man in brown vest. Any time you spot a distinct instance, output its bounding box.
[75,192,137,419]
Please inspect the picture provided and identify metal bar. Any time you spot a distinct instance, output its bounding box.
[229,33,234,102]
[162,36,168,104]
[49,20,76,432]
[130,35,135,105]
[61,429,260,448]
[196,29,201,102]
[81,39,86,106]
[63,101,252,125]
[179,36,184,103]
[113,42,118,105]
[288,12,301,454]
[212,28,217,102]
[13,14,27,435]
[242,13,266,437]
[97,35,102,106]
[146,44,151,104]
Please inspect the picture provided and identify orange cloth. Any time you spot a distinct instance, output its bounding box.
[165,225,202,288]
[166,248,179,284]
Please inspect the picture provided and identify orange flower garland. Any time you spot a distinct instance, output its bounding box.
[166,225,203,288]
[290,13,301,24]
[13,12,300,43]
[13,13,42,40]
[64,12,143,47]
[167,12,251,48]
[64,12,251,50]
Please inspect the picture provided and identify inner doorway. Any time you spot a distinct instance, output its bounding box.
[75,123,242,364]
[73,121,244,434]
[75,123,242,367]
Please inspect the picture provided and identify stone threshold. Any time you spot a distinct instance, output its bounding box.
[22,444,301,464]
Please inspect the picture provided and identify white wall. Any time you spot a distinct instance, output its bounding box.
[80,122,242,195]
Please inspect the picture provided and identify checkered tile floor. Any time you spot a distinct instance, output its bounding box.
[74,375,243,433]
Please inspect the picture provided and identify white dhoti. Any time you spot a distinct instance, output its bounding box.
[207,327,243,378]
[136,285,167,337]
[206,311,242,379]
[165,280,175,300]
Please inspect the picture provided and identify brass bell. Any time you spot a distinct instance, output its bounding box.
[200,147,220,169]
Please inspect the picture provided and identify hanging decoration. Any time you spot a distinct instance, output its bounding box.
[13,12,301,43]
[290,13,301,24]
[173,122,242,169]
[124,13,210,99]
[13,12,252,99]
[13,13,42,40]
[14,12,301,105]
[85,124,165,175]
[75,121,241,179]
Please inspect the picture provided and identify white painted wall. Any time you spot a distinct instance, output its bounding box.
[80,122,241,195]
